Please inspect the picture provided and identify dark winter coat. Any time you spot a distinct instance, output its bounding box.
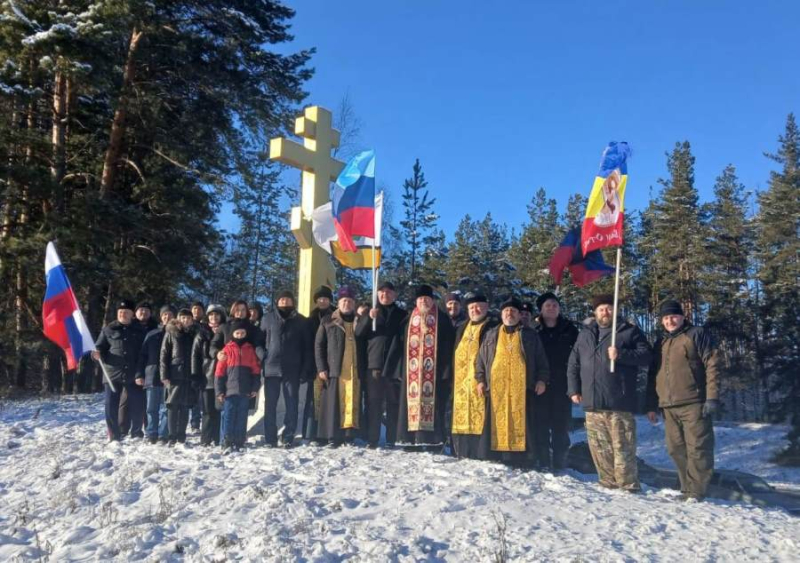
[261,308,313,381]
[355,303,408,372]
[214,340,261,397]
[309,305,336,337]
[533,316,580,395]
[137,317,158,332]
[646,323,720,411]
[191,323,219,390]
[315,310,365,380]
[137,325,167,387]
[209,319,265,359]
[160,320,199,385]
[95,321,147,385]
[475,324,551,391]
[566,320,652,413]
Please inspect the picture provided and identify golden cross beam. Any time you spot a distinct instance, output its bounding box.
[270,106,345,315]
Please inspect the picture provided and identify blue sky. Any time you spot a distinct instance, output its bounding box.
[228,1,799,237]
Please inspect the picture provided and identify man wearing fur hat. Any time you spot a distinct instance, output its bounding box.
[92,300,147,442]
[315,287,365,444]
[387,284,456,446]
[475,297,550,465]
[450,291,498,458]
[567,294,651,491]
[646,300,720,501]
[532,292,579,471]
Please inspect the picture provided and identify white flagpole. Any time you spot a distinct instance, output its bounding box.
[610,247,622,373]
[97,357,117,393]
[371,192,381,331]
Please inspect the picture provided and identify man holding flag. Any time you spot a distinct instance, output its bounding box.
[92,300,147,441]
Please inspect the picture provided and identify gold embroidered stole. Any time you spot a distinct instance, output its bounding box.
[490,328,527,451]
[338,321,360,429]
[405,308,438,432]
[452,321,486,435]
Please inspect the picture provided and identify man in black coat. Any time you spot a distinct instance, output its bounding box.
[260,290,313,447]
[355,281,407,448]
[532,292,579,471]
[118,300,158,437]
[92,300,147,442]
[302,285,336,440]
[567,294,652,491]
[137,305,176,443]
[192,304,226,446]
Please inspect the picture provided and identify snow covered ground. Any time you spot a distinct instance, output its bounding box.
[1,395,798,562]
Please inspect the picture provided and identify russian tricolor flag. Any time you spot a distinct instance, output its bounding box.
[549,227,615,287]
[43,242,95,370]
[332,150,375,253]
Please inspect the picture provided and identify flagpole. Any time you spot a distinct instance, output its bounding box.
[371,222,378,332]
[97,357,117,393]
[610,247,622,373]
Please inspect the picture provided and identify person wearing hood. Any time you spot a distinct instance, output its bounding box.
[355,281,408,448]
[386,284,456,447]
[192,304,227,446]
[160,309,200,445]
[450,291,498,459]
[302,285,336,440]
[92,300,147,442]
[137,305,176,444]
[567,294,652,492]
[261,290,313,447]
[215,319,261,450]
[475,297,551,466]
[532,292,579,471]
[646,300,720,501]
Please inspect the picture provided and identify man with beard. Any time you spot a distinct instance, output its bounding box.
[137,305,176,444]
[646,300,720,501]
[450,291,498,459]
[161,309,199,445]
[261,290,312,448]
[315,287,365,445]
[532,292,579,471]
[355,281,407,448]
[475,297,550,466]
[387,284,455,447]
[93,300,147,442]
[568,294,652,492]
[302,286,336,440]
[192,304,226,446]
[445,292,465,328]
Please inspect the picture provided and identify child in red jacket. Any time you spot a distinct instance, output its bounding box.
[215,320,261,450]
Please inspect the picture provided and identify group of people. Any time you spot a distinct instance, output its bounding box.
[93,282,720,501]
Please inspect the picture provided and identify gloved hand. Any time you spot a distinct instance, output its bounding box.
[702,399,719,418]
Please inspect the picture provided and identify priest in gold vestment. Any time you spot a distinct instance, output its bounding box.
[475,297,551,465]
[315,286,364,444]
[451,291,498,459]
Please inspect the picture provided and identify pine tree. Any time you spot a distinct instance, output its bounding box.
[647,142,705,322]
[756,114,800,462]
[394,159,438,290]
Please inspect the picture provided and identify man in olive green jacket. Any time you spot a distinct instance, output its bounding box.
[646,300,720,500]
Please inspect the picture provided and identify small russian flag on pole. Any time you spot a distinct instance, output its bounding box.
[42,242,96,370]
[331,150,376,253]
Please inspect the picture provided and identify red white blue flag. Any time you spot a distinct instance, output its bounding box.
[42,242,95,369]
[331,150,375,252]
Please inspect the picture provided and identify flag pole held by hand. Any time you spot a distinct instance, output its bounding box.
[96,357,117,393]
[610,248,622,373]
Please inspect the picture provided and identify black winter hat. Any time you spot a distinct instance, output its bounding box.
[277,290,295,302]
[521,302,534,314]
[159,304,177,316]
[415,284,435,299]
[464,291,488,305]
[135,301,152,312]
[377,281,396,291]
[659,299,684,317]
[313,286,333,301]
[444,292,461,304]
[191,301,205,309]
[590,293,615,310]
[117,299,135,312]
[229,319,250,334]
[536,291,560,311]
[177,308,192,317]
[500,296,523,312]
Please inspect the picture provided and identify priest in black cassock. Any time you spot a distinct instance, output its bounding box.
[387,284,455,446]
